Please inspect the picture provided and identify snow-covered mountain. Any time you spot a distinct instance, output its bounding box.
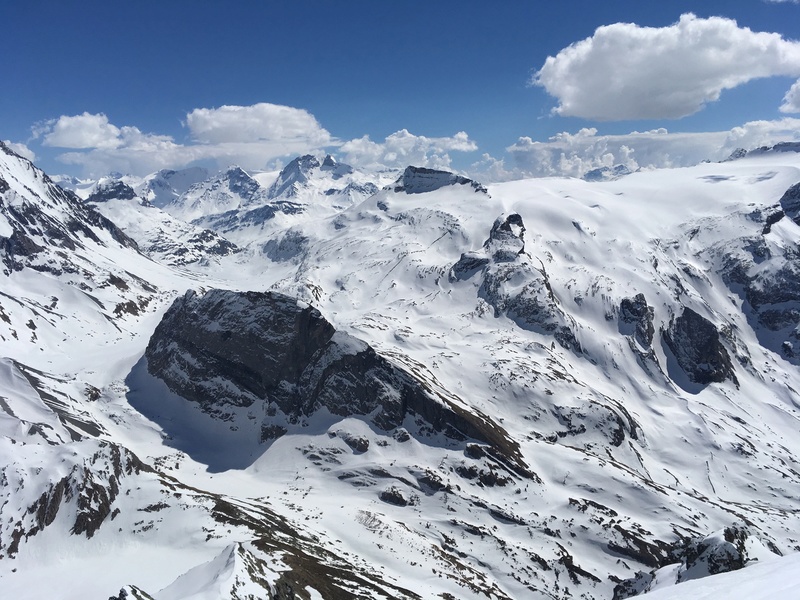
[2,139,800,599]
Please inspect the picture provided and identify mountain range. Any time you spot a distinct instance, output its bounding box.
[2,139,800,599]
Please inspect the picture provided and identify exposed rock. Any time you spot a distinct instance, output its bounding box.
[718,215,800,364]
[108,585,157,600]
[0,146,139,272]
[779,182,800,224]
[614,524,779,598]
[87,180,138,203]
[145,289,530,474]
[1,441,152,557]
[379,486,417,506]
[451,214,580,352]
[485,212,525,261]
[393,166,488,195]
[583,164,633,182]
[663,307,736,385]
[263,229,309,263]
[619,294,655,348]
[320,154,354,179]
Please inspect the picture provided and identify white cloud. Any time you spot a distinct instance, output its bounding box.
[503,118,800,179]
[35,104,338,177]
[185,103,332,146]
[780,79,800,113]
[2,140,36,162]
[534,13,800,120]
[340,129,477,170]
[41,112,123,149]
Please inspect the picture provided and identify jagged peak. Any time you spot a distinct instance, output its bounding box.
[267,155,321,199]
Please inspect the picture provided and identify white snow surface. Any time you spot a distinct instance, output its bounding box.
[2,141,800,599]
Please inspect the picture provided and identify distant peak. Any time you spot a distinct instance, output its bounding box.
[268,155,322,199]
[393,166,488,195]
[321,154,354,178]
[583,164,633,182]
[87,180,137,203]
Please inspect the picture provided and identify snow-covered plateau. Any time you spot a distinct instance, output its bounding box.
[2,140,800,599]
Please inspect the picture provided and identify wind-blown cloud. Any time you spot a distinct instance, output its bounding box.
[340,130,477,170]
[503,118,800,179]
[534,13,800,120]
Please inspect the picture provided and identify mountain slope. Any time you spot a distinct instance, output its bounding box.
[1,142,800,599]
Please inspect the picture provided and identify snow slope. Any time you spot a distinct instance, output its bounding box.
[2,140,800,599]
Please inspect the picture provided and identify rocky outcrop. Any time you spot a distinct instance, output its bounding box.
[393,166,488,195]
[87,180,137,203]
[614,524,779,598]
[716,186,800,363]
[779,182,800,224]
[583,164,633,182]
[663,307,736,385]
[145,289,528,473]
[451,214,581,352]
[1,441,151,558]
[619,294,655,348]
[320,154,353,179]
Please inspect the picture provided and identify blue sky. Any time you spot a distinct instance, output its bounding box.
[3,0,800,179]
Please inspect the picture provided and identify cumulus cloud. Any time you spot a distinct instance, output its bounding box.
[781,79,800,113]
[34,103,338,177]
[41,112,124,149]
[503,118,800,179]
[2,140,36,162]
[185,103,332,146]
[340,129,477,170]
[534,13,800,120]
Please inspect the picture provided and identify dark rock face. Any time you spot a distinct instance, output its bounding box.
[2,442,151,557]
[320,154,353,179]
[87,180,137,203]
[619,294,655,348]
[393,166,488,195]
[614,524,777,598]
[619,294,661,375]
[779,182,800,224]
[144,290,526,469]
[663,308,736,385]
[451,214,581,352]
[717,188,800,364]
